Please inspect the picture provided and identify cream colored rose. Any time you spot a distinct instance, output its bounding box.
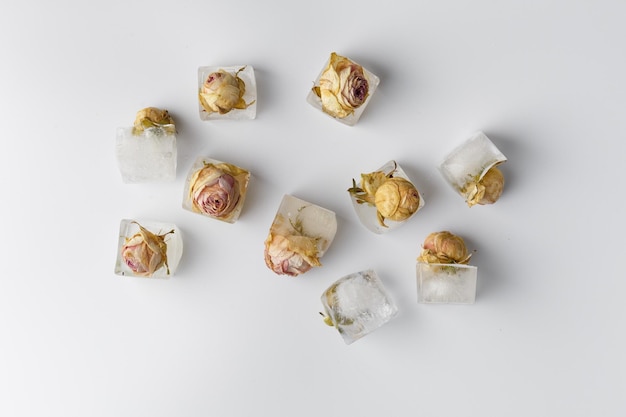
[188,162,248,220]
[264,214,322,277]
[465,166,505,207]
[132,107,176,135]
[316,52,369,119]
[418,231,471,265]
[121,222,173,276]
[199,68,253,115]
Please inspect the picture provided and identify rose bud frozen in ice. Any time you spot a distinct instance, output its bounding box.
[418,231,471,265]
[131,107,176,135]
[188,162,248,220]
[198,67,254,115]
[121,222,174,277]
[348,162,421,228]
[465,166,505,207]
[264,232,321,277]
[313,52,369,119]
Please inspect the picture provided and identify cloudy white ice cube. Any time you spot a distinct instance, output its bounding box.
[321,270,398,344]
[115,127,177,183]
[416,263,477,304]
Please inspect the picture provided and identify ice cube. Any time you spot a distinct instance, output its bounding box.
[306,52,380,126]
[438,131,507,201]
[198,65,257,120]
[114,219,183,279]
[264,195,337,276]
[115,127,177,183]
[321,270,398,344]
[416,263,477,304]
[349,160,424,234]
[182,156,250,223]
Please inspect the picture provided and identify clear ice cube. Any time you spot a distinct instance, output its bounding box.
[321,270,398,344]
[182,156,250,224]
[264,195,337,276]
[349,160,425,234]
[306,53,380,126]
[416,263,477,304]
[115,127,177,183]
[438,131,507,199]
[114,219,183,279]
[198,65,257,120]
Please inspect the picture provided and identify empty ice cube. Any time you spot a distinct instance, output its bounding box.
[115,127,177,183]
[264,195,337,276]
[348,160,424,234]
[438,131,507,205]
[114,219,183,279]
[306,52,380,126]
[182,156,250,224]
[198,65,257,120]
[416,263,477,304]
[321,270,398,344]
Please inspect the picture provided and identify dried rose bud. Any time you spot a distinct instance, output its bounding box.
[132,107,176,135]
[465,166,505,207]
[199,67,253,115]
[418,231,471,265]
[374,177,420,226]
[264,232,321,277]
[188,162,248,220]
[314,52,369,119]
[122,222,174,276]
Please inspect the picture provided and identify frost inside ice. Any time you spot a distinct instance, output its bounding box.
[438,131,506,194]
[321,270,398,344]
[115,127,177,183]
[417,263,477,304]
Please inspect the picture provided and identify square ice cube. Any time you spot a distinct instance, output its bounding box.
[114,219,183,279]
[321,270,398,344]
[306,52,379,126]
[115,127,177,183]
[349,160,424,234]
[182,156,250,223]
[198,65,257,120]
[416,263,477,304]
[438,131,507,202]
[264,195,337,276]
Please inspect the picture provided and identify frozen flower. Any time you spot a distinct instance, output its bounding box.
[348,162,420,227]
[312,52,369,119]
[464,166,505,207]
[199,67,254,115]
[264,210,322,277]
[418,231,471,265]
[121,222,174,276]
[188,162,249,220]
[132,107,176,135]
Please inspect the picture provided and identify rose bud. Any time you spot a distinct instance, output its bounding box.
[264,232,321,277]
[121,222,174,277]
[374,177,420,226]
[188,162,248,220]
[316,52,369,119]
[132,107,176,135]
[465,166,505,207]
[199,67,253,115]
[418,231,471,265]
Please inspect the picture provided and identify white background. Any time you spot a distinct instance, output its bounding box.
[1,1,625,416]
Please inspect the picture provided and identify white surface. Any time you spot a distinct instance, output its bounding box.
[1,1,625,416]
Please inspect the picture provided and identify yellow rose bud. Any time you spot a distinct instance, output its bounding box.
[418,231,471,265]
[465,166,505,207]
[374,177,420,225]
[121,222,174,276]
[316,52,369,119]
[132,107,175,135]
